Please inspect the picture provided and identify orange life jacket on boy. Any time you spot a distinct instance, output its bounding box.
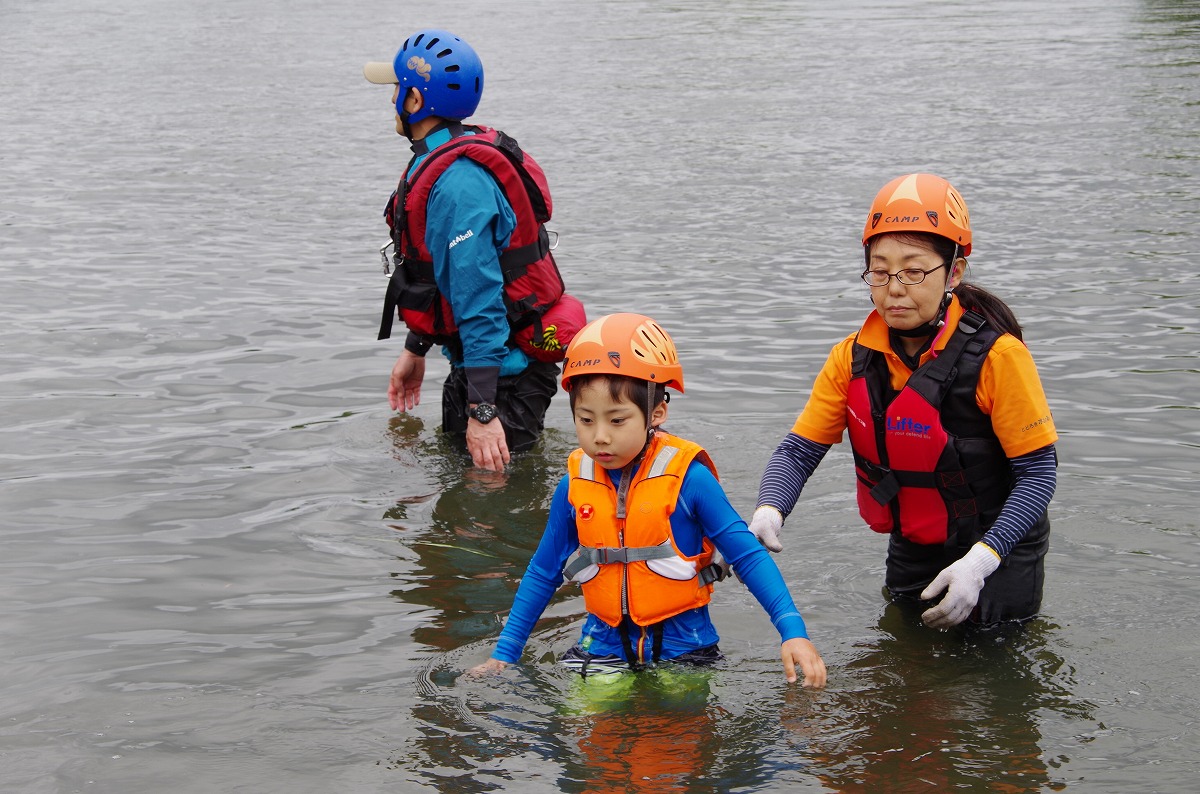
[562,432,723,627]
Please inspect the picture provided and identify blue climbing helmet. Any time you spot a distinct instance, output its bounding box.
[364,29,484,123]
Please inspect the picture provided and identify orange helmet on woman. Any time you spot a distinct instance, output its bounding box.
[862,173,972,256]
[561,313,685,393]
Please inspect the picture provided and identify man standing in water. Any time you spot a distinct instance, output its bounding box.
[364,29,583,471]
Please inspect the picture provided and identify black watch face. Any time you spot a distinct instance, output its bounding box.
[471,403,497,423]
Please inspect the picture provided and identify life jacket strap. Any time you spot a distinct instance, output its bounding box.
[499,225,552,284]
[562,541,679,580]
[868,470,902,506]
[698,556,728,586]
[377,267,407,341]
[854,451,1011,508]
[922,310,988,384]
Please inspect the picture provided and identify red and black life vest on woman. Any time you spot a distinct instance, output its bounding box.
[846,312,1014,547]
[377,123,582,362]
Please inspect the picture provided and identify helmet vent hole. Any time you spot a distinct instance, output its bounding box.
[445,64,460,72]
[424,37,440,50]
[447,83,460,91]
[436,48,453,58]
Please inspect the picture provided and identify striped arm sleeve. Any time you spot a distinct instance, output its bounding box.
[756,433,832,519]
[980,444,1058,558]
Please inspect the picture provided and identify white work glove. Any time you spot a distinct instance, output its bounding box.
[748,506,784,553]
[920,543,1001,629]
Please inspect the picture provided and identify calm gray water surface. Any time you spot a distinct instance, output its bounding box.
[2,0,1198,791]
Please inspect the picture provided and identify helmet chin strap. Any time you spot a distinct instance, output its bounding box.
[641,381,658,454]
[931,243,961,329]
[398,87,415,140]
[639,382,671,450]
[617,383,659,493]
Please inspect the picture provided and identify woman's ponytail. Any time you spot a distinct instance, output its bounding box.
[954,281,1023,341]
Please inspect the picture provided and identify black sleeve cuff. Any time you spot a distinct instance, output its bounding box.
[404,331,433,357]
[465,366,501,405]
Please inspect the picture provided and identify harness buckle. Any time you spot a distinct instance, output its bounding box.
[376,239,391,277]
[379,240,402,277]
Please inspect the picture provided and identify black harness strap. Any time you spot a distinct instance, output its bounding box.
[619,623,641,671]
[618,622,665,671]
[377,268,407,341]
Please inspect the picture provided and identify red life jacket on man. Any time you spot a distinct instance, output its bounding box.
[377,123,583,362]
[561,432,724,628]
[845,312,1014,547]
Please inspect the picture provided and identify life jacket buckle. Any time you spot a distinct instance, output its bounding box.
[868,471,902,506]
[597,547,629,565]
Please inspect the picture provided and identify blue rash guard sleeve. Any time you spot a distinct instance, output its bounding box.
[756,433,832,518]
[980,444,1057,558]
[681,462,809,642]
[492,476,575,664]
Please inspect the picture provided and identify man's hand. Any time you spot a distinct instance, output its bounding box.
[388,350,425,411]
[920,543,1002,629]
[466,415,510,471]
[780,637,826,688]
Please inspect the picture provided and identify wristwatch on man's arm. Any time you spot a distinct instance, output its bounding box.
[468,403,498,424]
[465,366,501,425]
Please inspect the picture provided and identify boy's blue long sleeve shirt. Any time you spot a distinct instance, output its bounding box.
[492,458,810,665]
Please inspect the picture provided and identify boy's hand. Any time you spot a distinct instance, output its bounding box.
[780,638,826,688]
[466,658,509,677]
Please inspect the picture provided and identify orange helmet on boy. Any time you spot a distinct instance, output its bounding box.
[561,313,685,393]
[862,173,972,256]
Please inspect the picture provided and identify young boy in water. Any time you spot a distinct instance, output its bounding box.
[470,314,826,685]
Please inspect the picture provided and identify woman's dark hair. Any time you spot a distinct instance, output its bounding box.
[955,281,1023,341]
[866,232,1024,341]
[567,374,666,420]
